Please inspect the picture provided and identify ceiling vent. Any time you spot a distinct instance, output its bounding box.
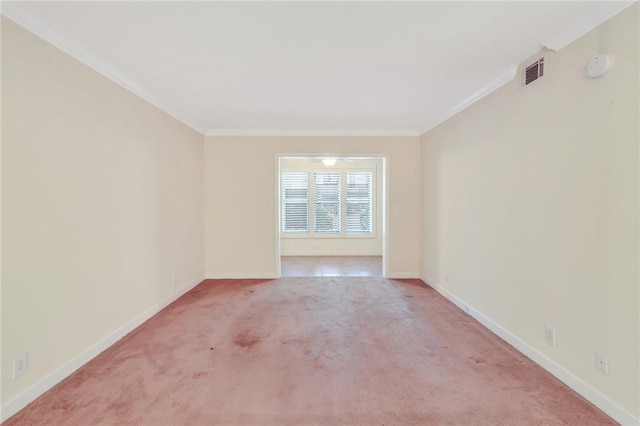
[523,58,544,86]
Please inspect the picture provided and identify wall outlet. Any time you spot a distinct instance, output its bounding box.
[13,353,28,379]
[444,275,449,283]
[544,325,556,347]
[595,352,608,375]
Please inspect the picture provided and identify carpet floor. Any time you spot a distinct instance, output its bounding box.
[5,277,614,425]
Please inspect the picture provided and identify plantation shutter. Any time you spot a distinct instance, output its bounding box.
[281,172,309,233]
[345,171,372,233]
[313,171,340,233]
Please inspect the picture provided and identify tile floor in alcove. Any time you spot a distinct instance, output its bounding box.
[280,255,382,277]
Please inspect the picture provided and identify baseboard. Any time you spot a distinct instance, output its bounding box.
[0,275,205,423]
[280,252,383,256]
[420,275,639,426]
[205,274,416,280]
[387,273,420,279]
[205,274,278,279]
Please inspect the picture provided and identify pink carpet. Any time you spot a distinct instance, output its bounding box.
[4,278,614,425]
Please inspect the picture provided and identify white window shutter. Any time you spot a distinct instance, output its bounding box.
[345,171,372,233]
[281,172,309,233]
[313,171,340,233]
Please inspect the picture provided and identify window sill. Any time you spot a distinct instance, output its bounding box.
[282,232,377,239]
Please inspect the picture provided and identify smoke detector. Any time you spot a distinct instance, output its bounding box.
[587,54,614,78]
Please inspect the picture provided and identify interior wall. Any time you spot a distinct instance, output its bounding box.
[1,18,205,413]
[204,136,420,278]
[279,157,383,256]
[420,5,639,422]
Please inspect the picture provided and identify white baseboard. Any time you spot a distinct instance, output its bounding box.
[420,275,639,426]
[0,276,205,423]
[204,274,418,280]
[387,273,420,279]
[280,252,383,256]
[205,274,278,279]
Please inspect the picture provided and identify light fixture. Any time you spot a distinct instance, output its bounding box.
[322,158,337,166]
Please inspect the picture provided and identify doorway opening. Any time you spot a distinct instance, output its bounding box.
[276,155,387,277]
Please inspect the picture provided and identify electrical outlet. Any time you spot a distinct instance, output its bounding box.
[444,275,449,283]
[544,325,556,347]
[13,353,28,379]
[595,352,608,375]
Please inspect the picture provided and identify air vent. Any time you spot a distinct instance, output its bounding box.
[524,58,544,86]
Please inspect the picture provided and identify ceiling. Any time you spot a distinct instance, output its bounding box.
[2,1,634,136]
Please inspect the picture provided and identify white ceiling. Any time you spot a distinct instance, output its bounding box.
[2,1,635,136]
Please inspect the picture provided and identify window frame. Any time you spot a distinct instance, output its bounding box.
[280,167,376,239]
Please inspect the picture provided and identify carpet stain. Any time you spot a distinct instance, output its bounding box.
[67,369,93,389]
[191,371,206,379]
[51,399,73,411]
[234,330,261,349]
[107,400,132,414]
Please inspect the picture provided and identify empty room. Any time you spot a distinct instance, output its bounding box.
[1,1,638,425]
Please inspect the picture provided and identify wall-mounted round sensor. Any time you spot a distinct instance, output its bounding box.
[587,54,614,78]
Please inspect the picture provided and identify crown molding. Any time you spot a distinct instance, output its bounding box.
[1,2,206,134]
[542,0,637,51]
[419,65,518,136]
[204,128,422,137]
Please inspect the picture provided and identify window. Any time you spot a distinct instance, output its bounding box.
[280,167,375,237]
[345,171,372,233]
[281,172,309,233]
[314,171,341,233]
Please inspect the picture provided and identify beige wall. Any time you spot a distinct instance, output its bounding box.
[420,5,639,421]
[204,136,420,278]
[1,18,205,413]
[280,157,383,256]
